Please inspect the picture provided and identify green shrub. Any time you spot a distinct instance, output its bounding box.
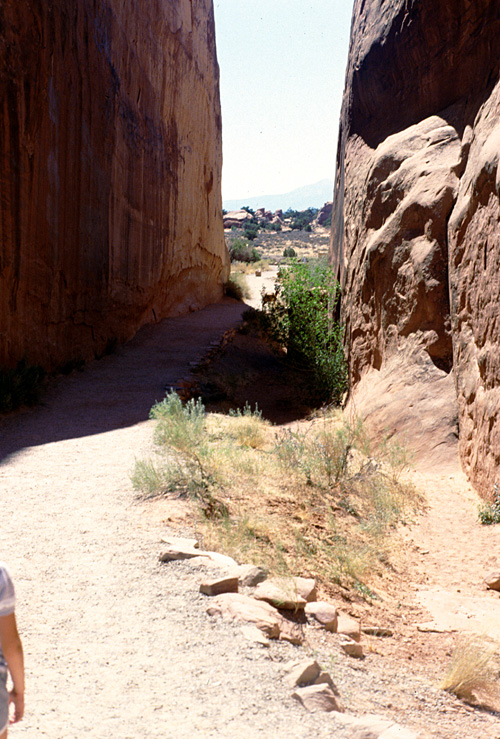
[479,484,500,524]
[264,258,347,403]
[0,359,46,413]
[228,238,261,263]
[243,222,260,241]
[283,246,296,258]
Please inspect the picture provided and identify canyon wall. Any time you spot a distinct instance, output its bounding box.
[0,0,229,371]
[331,0,500,492]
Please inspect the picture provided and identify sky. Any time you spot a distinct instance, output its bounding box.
[213,1,354,202]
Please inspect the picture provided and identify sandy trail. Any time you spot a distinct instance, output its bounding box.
[0,297,349,739]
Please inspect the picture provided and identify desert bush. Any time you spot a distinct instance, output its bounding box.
[224,272,250,300]
[0,359,46,413]
[478,483,500,524]
[228,238,261,263]
[263,258,347,404]
[283,246,296,258]
[133,393,419,593]
[440,634,500,705]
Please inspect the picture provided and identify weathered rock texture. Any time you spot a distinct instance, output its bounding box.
[331,0,500,493]
[0,0,228,371]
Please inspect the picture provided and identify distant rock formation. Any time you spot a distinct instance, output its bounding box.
[0,1,229,372]
[331,0,500,493]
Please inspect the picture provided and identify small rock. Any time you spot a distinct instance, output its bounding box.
[362,626,393,637]
[279,618,304,645]
[314,672,340,695]
[206,593,281,638]
[284,659,321,687]
[204,551,238,568]
[199,577,239,596]
[337,613,361,641]
[160,535,199,549]
[339,636,364,659]
[240,625,270,647]
[292,684,343,713]
[231,564,268,587]
[254,576,316,610]
[484,572,500,591]
[159,546,201,562]
[305,601,338,632]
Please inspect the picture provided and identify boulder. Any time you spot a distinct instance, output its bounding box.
[223,210,254,229]
[339,636,364,659]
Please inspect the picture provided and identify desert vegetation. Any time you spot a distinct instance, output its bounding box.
[132,392,420,598]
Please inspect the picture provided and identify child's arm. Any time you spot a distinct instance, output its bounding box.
[0,613,24,723]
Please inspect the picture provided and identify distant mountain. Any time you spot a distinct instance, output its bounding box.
[223,179,334,213]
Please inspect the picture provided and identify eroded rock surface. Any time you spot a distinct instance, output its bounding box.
[0,1,228,371]
[331,0,500,491]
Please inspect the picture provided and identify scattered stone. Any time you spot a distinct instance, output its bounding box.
[231,564,268,587]
[484,572,500,591]
[305,601,338,632]
[292,684,343,713]
[314,672,340,694]
[279,618,304,646]
[284,659,321,688]
[416,622,454,634]
[159,545,201,562]
[362,626,393,637]
[339,636,364,659]
[337,613,361,641]
[199,577,239,596]
[253,576,316,610]
[206,593,281,638]
[159,546,237,567]
[239,625,270,647]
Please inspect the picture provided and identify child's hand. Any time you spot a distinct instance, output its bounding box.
[9,688,24,723]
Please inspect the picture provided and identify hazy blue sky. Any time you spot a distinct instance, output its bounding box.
[213,1,354,201]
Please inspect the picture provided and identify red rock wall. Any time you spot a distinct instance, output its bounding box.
[331,0,500,491]
[0,0,229,371]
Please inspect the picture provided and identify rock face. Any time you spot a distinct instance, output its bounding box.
[331,0,500,492]
[0,0,229,372]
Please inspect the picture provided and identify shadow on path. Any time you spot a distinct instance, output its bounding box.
[0,299,248,465]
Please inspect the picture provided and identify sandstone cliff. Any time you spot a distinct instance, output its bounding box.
[0,0,229,372]
[331,0,500,493]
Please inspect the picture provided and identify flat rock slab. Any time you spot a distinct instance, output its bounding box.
[160,536,199,550]
[305,601,338,632]
[253,576,316,610]
[199,576,239,596]
[292,684,343,713]
[240,625,270,647]
[207,593,281,638]
[337,613,361,641]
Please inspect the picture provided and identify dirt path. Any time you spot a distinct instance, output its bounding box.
[1,282,500,738]
[0,297,355,739]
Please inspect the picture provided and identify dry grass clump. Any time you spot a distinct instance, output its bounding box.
[132,393,422,596]
[440,634,500,708]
